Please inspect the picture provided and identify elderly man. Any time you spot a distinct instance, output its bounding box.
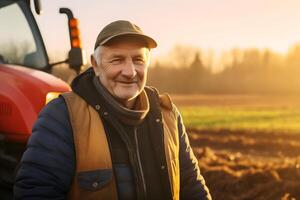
[14,20,211,200]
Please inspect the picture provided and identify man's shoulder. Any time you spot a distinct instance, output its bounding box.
[29,95,73,147]
[145,86,175,111]
[145,86,180,118]
[47,95,67,106]
[34,96,71,133]
[40,96,68,117]
[158,93,173,110]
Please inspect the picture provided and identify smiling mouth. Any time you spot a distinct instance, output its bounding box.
[117,81,138,84]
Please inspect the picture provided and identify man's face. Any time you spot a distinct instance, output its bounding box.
[92,40,150,104]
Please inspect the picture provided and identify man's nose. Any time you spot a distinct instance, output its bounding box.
[122,60,137,78]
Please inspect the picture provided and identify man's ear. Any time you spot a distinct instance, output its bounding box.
[91,55,99,76]
[91,54,97,66]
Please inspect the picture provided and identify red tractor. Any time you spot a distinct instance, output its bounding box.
[0,0,85,198]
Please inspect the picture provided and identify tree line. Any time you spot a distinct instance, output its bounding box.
[148,45,300,95]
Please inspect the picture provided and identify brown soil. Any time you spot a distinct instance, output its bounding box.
[189,129,300,200]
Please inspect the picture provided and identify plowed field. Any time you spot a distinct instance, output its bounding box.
[172,95,300,200]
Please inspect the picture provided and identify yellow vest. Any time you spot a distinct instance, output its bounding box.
[62,91,180,200]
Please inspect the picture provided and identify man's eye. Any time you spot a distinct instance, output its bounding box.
[134,59,145,65]
[111,59,122,64]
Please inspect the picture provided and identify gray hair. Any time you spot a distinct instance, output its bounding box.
[93,46,103,66]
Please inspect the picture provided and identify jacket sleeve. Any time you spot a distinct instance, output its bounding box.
[177,109,212,200]
[14,97,75,200]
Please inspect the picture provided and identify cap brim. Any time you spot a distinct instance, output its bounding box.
[100,32,157,49]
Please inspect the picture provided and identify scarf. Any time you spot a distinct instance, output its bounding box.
[92,77,149,126]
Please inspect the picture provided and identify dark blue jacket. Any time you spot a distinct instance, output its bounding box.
[14,96,211,199]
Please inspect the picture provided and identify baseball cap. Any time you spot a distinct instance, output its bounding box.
[94,20,157,50]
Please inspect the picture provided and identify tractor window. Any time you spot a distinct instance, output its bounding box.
[0,2,47,68]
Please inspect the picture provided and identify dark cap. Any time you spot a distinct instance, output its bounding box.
[94,20,157,50]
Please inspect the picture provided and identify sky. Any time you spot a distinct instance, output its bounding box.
[33,0,300,68]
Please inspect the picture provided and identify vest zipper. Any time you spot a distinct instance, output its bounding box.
[133,127,147,199]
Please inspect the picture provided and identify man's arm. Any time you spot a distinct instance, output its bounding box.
[14,97,75,200]
[177,111,212,200]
